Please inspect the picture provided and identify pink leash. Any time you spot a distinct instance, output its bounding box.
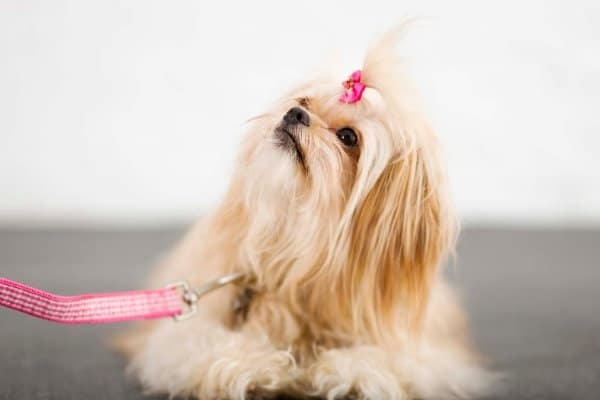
[0,273,244,324]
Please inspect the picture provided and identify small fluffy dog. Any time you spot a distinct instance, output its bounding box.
[120,29,493,399]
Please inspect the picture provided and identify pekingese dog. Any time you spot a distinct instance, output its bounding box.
[119,28,494,399]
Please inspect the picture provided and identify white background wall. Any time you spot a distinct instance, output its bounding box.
[1,0,599,227]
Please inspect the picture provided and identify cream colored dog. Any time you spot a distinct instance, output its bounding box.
[120,29,494,399]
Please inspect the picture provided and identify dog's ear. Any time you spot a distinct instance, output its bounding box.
[347,144,456,340]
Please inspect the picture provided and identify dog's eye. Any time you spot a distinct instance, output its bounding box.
[336,127,358,147]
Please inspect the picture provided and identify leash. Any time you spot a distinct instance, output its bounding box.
[0,273,244,324]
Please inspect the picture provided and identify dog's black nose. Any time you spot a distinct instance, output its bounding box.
[283,107,310,127]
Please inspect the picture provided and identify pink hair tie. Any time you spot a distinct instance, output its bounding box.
[339,70,366,104]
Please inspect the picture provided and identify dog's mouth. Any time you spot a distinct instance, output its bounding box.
[274,125,305,167]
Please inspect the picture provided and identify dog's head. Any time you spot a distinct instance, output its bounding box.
[226,29,457,342]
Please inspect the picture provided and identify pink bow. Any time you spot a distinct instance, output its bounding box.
[339,70,366,104]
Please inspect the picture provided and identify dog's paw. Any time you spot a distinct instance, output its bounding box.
[301,347,408,400]
[127,320,298,400]
[199,349,297,399]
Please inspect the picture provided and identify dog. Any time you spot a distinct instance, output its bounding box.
[118,28,494,399]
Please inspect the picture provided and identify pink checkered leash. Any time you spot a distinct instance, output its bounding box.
[0,274,244,324]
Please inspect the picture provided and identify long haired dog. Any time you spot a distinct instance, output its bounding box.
[121,29,494,399]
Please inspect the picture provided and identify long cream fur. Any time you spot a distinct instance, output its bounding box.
[119,28,495,399]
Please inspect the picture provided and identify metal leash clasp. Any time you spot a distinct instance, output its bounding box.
[166,281,199,321]
[167,272,245,321]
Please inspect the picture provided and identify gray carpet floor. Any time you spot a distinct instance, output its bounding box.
[0,228,598,399]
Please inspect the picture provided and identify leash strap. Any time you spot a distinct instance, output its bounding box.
[0,272,245,324]
[0,277,182,324]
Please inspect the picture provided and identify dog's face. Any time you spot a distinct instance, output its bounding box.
[240,81,374,212]
[228,32,457,342]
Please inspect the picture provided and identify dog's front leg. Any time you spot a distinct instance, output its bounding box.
[128,313,297,400]
[301,344,494,400]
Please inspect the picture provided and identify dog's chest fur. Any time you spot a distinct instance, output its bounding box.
[228,282,351,364]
